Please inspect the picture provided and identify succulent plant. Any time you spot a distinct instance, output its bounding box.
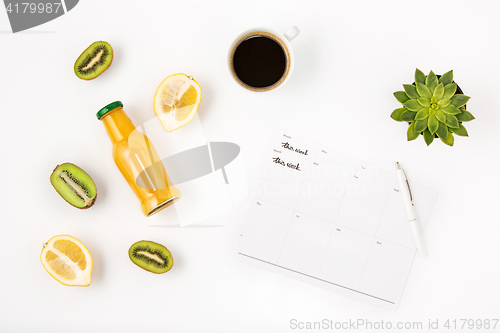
[391,69,475,146]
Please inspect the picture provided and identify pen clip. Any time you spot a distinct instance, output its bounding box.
[402,169,414,204]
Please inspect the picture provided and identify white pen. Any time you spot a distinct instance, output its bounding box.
[396,162,425,258]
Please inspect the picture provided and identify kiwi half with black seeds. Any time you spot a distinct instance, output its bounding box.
[74,41,113,80]
[129,240,174,274]
[50,163,97,209]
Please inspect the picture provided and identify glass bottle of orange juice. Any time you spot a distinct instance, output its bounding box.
[97,101,181,216]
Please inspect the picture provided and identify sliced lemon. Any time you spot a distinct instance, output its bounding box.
[40,235,92,287]
[153,73,202,132]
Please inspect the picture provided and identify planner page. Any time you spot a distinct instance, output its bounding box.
[237,130,437,310]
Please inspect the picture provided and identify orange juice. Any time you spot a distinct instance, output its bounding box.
[97,101,180,216]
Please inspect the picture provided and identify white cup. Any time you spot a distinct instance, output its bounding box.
[228,26,300,92]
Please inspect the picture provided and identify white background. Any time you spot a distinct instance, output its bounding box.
[1,0,500,332]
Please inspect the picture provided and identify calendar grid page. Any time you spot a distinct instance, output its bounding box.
[238,130,437,310]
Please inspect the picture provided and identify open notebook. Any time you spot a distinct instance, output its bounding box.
[237,130,437,310]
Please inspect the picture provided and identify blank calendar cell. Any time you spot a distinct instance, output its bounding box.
[295,160,349,223]
[358,239,415,303]
[239,201,294,264]
[277,213,333,276]
[335,172,393,236]
[317,227,373,289]
[376,186,415,248]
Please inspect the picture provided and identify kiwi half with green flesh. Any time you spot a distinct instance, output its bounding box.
[50,163,97,209]
[129,240,173,274]
[74,41,113,80]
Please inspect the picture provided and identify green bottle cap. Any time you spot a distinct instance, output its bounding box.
[96,101,123,120]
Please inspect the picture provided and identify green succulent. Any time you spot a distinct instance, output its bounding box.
[391,69,475,146]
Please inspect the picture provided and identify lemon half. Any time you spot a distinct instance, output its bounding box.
[40,235,92,287]
[153,73,202,132]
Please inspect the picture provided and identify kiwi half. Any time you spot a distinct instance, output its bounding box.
[50,163,97,209]
[129,240,173,274]
[74,41,113,80]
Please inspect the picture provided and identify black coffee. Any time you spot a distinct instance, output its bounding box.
[232,35,287,89]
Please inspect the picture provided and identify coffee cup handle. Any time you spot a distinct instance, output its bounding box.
[284,26,300,42]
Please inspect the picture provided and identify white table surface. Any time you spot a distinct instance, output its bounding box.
[1,1,500,332]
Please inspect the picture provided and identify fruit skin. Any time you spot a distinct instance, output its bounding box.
[129,240,174,274]
[50,163,97,209]
[74,41,113,80]
[153,73,202,132]
[40,234,93,287]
